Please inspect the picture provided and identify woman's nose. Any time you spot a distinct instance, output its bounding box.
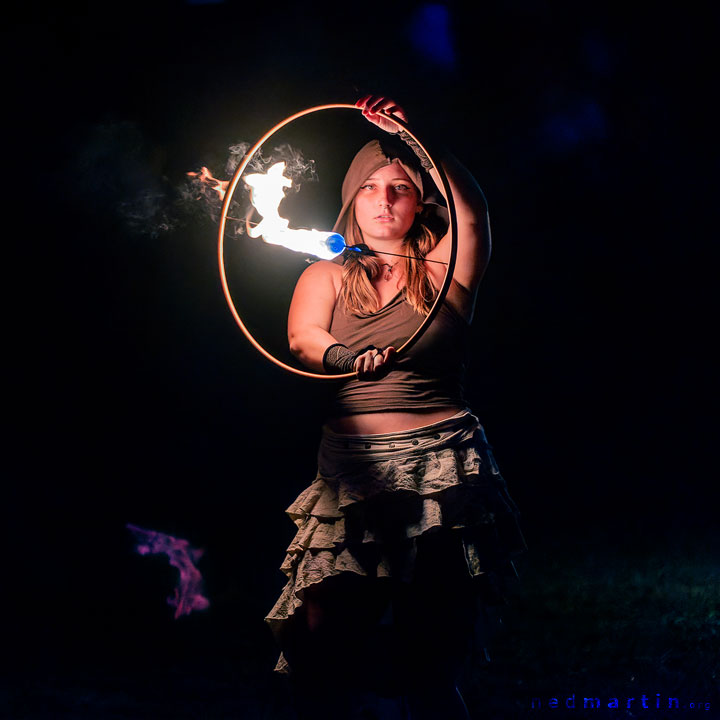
[378,189,393,206]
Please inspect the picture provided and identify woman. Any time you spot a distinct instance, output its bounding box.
[265,96,526,720]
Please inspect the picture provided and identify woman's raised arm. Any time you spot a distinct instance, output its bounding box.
[357,96,491,301]
[424,150,491,297]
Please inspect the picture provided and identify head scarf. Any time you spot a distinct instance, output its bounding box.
[332,137,448,238]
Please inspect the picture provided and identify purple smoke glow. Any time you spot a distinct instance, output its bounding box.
[127,524,210,619]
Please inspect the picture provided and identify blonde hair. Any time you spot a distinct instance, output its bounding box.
[340,205,438,317]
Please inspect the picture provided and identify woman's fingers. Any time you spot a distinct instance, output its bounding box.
[374,346,396,378]
[386,105,408,123]
[356,96,408,131]
[373,99,407,120]
[367,96,385,113]
[354,347,396,380]
[382,346,397,364]
[368,97,398,115]
[353,349,375,376]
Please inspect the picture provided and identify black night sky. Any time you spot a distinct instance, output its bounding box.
[7,2,717,718]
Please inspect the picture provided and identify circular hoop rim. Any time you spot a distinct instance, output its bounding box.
[217,103,458,380]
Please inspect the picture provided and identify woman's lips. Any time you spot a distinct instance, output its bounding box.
[374,215,394,221]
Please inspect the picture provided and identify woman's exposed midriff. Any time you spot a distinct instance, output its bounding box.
[327,406,464,435]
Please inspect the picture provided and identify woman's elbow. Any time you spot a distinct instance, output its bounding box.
[288,328,315,363]
[288,331,303,359]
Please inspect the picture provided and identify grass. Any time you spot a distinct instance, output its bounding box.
[464,533,720,718]
[8,530,719,718]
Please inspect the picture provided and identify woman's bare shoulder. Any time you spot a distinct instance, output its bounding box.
[298,259,343,294]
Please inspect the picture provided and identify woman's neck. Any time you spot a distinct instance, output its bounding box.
[365,238,406,260]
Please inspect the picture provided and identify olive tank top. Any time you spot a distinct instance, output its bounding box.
[328,290,470,416]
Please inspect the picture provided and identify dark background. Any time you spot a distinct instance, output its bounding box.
[7,2,716,718]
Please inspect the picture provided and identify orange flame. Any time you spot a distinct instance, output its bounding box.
[187,166,229,201]
[244,162,345,259]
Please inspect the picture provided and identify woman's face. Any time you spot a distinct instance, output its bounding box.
[352,163,421,245]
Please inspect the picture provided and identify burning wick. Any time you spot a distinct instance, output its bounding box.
[244,162,345,260]
[127,524,210,619]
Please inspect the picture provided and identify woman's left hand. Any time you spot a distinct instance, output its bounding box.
[356,95,408,134]
[354,346,396,381]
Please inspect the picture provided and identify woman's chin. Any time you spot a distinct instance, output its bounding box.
[364,229,407,244]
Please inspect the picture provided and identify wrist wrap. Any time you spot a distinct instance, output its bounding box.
[322,344,358,374]
[398,130,433,171]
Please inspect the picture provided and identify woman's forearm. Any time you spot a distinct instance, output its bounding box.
[430,150,488,226]
[287,260,342,372]
[423,149,491,294]
[288,325,339,372]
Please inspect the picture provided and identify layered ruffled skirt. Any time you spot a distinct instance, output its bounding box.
[265,409,527,675]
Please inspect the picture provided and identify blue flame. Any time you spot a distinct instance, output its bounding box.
[325,233,346,255]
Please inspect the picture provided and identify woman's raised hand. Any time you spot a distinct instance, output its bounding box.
[354,346,396,381]
[356,95,408,134]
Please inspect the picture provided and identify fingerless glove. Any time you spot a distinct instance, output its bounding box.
[322,344,382,374]
[322,344,358,374]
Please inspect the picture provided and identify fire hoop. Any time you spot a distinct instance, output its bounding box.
[218,103,458,380]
